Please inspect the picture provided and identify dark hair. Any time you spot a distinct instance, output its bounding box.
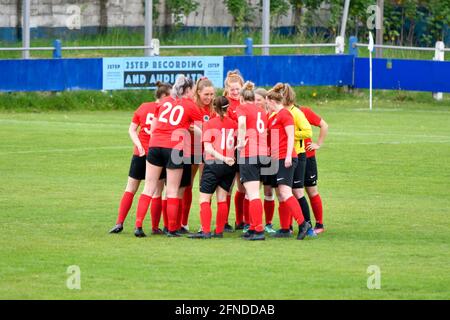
[155,81,172,99]
[171,75,194,98]
[213,96,229,119]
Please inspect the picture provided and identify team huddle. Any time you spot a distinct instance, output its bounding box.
[109,70,328,241]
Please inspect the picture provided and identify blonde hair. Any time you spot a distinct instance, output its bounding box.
[240,81,255,102]
[254,88,267,99]
[282,83,296,106]
[171,75,194,98]
[223,70,244,97]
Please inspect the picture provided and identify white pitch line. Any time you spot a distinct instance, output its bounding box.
[332,131,450,139]
[0,118,127,128]
[329,140,450,145]
[0,146,131,155]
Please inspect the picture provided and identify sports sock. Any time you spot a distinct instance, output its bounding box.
[116,191,134,224]
[200,202,212,233]
[135,194,152,228]
[310,194,323,225]
[298,196,311,224]
[249,199,264,232]
[150,197,162,230]
[264,199,275,225]
[181,186,193,226]
[216,201,228,234]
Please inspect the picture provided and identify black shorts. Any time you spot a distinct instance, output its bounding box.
[266,158,298,188]
[239,156,271,184]
[292,153,307,189]
[200,162,237,194]
[304,156,318,187]
[128,155,146,180]
[180,163,192,188]
[190,154,203,165]
[147,147,184,169]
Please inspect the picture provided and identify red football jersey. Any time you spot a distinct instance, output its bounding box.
[268,108,297,160]
[226,97,240,122]
[190,104,215,157]
[300,107,322,158]
[131,102,158,156]
[149,96,203,150]
[202,115,237,161]
[236,103,268,158]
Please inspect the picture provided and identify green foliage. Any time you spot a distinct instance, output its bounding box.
[166,0,199,26]
[223,0,257,30]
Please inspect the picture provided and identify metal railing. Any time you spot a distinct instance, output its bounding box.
[355,43,450,52]
[0,40,338,58]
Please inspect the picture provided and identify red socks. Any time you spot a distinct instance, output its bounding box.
[285,196,304,225]
[200,201,228,234]
[278,201,290,230]
[166,197,180,232]
[162,199,168,229]
[249,199,264,232]
[182,186,193,226]
[150,197,162,230]
[226,195,232,224]
[264,199,275,225]
[234,191,245,225]
[135,194,152,228]
[116,191,134,224]
[243,198,250,225]
[176,199,183,230]
[310,194,323,225]
[200,202,212,233]
[216,201,228,234]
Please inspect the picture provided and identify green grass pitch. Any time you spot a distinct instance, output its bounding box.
[0,97,449,299]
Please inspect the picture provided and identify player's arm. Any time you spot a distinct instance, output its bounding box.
[236,116,247,150]
[294,111,312,140]
[284,124,295,168]
[307,119,329,151]
[128,122,145,156]
[204,142,235,166]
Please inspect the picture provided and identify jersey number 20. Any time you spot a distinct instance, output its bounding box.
[159,102,184,126]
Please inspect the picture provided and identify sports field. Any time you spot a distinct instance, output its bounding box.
[0,94,449,299]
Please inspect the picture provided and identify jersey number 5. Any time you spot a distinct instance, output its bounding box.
[159,102,184,126]
[143,113,154,135]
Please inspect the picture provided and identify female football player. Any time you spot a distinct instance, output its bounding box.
[299,106,329,234]
[180,77,215,233]
[236,81,269,241]
[223,70,246,231]
[188,96,237,239]
[109,81,171,235]
[134,75,203,237]
[266,83,309,240]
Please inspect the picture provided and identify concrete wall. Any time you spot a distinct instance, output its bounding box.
[0,0,297,29]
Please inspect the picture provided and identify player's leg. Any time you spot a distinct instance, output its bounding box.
[276,183,308,240]
[181,163,199,230]
[150,179,165,235]
[305,156,324,233]
[165,167,184,237]
[263,185,276,234]
[134,160,163,237]
[109,176,141,234]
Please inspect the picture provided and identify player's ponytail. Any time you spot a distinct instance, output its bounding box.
[282,83,296,106]
[171,75,194,98]
[155,81,172,99]
[213,96,229,120]
[267,82,284,103]
[240,81,255,102]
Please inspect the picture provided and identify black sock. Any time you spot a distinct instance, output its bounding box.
[298,197,311,225]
